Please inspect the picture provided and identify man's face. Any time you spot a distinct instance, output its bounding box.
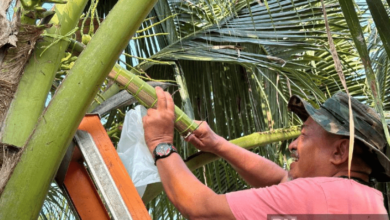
[288,117,340,179]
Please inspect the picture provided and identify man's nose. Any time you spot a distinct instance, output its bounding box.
[288,138,298,151]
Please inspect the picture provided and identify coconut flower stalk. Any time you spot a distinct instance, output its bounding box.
[109,64,198,137]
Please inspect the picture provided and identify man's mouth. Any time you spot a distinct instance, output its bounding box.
[291,150,299,162]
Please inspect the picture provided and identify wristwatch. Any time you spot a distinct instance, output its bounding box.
[153,143,177,165]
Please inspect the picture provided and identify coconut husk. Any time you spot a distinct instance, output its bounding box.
[0,0,18,49]
[0,143,22,194]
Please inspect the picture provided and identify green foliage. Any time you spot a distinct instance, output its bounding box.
[39,182,76,220]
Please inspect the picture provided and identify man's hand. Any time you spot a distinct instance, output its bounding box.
[142,87,175,154]
[185,121,226,154]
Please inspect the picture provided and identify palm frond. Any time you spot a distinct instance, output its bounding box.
[39,182,76,220]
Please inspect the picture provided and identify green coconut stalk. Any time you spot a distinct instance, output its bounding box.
[1,0,89,147]
[142,126,301,203]
[0,0,157,218]
[68,39,86,55]
[87,83,121,113]
[109,64,198,137]
[185,126,301,170]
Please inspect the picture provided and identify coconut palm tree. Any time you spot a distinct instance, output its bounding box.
[0,0,389,219]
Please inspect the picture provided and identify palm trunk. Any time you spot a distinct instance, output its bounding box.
[1,0,89,147]
[0,0,86,200]
[0,0,157,218]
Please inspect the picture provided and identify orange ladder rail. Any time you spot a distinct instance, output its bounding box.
[60,115,151,220]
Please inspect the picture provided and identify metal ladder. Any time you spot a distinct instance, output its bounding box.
[55,114,151,220]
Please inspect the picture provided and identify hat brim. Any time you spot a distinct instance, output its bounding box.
[288,95,390,182]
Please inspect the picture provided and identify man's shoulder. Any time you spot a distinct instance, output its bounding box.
[287,177,382,195]
[277,176,337,189]
[287,176,353,183]
[226,177,386,217]
[286,176,364,185]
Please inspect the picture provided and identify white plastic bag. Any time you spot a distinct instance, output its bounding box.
[117,105,160,197]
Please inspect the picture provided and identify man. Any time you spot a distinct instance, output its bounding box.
[142,87,389,219]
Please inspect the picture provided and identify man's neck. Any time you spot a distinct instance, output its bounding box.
[333,170,370,182]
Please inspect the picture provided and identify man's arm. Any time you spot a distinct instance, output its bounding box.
[155,154,235,220]
[142,87,235,219]
[214,139,288,187]
[186,122,288,188]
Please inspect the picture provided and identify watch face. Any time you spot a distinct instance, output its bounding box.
[156,144,171,156]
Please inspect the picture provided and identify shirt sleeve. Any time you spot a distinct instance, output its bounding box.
[226,178,328,220]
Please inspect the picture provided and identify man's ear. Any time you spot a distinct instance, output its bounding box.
[330,138,349,165]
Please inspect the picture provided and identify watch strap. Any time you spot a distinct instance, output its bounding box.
[153,143,177,165]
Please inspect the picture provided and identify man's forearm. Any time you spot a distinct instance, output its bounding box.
[156,153,209,214]
[143,89,235,219]
[214,139,288,188]
[155,153,234,219]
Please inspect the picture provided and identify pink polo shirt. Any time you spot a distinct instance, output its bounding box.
[226,177,387,220]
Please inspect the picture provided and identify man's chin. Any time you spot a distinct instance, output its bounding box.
[287,171,297,181]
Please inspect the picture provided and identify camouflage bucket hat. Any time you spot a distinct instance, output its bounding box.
[288,91,390,182]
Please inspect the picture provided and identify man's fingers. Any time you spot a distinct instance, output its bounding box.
[165,91,175,114]
[184,134,192,143]
[147,108,156,116]
[185,134,203,148]
[156,87,167,109]
[192,120,207,136]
